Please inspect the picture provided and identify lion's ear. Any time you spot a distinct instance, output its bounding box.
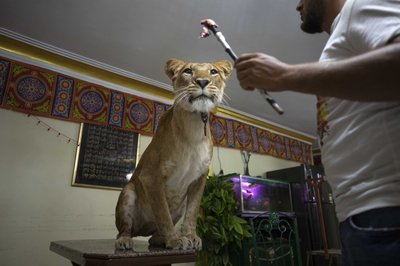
[165,59,186,80]
[213,60,233,79]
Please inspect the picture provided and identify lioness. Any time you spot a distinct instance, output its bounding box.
[115,58,232,250]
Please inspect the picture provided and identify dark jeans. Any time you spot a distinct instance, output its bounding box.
[339,206,400,266]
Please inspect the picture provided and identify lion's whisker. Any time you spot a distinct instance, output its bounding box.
[222,91,231,101]
[173,91,189,107]
[221,98,230,107]
[173,87,190,94]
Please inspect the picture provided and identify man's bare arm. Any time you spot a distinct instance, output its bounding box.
[235,36,400,101]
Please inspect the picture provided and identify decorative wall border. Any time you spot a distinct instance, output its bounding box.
[0,55,312,164]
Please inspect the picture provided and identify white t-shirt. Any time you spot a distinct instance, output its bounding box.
[318,0,400,222]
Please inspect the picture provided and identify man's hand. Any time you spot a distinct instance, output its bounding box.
[234,53,291,92]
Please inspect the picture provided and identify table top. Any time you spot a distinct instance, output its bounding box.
[50,239,197,266]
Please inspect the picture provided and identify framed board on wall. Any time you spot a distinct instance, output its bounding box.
[72,123,139,190]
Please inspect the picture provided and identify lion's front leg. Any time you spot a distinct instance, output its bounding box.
[115,183,136,250]
[144,180,191,250]
[180,174,207,251]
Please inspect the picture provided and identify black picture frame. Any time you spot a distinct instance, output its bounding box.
[72,123,139,190]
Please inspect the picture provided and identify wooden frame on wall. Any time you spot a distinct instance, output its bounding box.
[72,123,139,190]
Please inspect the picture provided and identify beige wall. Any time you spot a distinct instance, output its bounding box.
[0,108,299,266]
[209,144,299,178]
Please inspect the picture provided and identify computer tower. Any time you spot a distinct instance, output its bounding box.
[266,164,341,266]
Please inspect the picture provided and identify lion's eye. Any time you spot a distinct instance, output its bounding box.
[183,68,193,75]
[210,69,218,75]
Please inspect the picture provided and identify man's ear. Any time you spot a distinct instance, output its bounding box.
[213,60,233,80]
[165,58,186,81]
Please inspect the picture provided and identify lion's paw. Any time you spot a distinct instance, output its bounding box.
[115,236,133,250]
[165,236,191,250]
[186,234,202,251]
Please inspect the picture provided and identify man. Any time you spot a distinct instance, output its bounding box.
[235,0,400,265]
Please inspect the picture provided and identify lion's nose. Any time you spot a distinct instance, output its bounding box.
[196,79,210,88]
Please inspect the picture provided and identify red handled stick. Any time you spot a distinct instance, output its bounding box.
[200,19,284,115]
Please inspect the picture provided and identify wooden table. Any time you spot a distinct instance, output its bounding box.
[49,239,197,266]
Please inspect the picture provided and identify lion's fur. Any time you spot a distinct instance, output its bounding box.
[115,58,232,250]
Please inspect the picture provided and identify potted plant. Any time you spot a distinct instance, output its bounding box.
[196,175,252,266]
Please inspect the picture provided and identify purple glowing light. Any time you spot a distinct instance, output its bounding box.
[231,177,263,200]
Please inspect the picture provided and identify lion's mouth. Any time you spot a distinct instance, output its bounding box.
[189,94,214,103]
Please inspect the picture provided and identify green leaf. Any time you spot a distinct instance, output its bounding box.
[223,254,230,265]
[233,221,243,235]
[197,175,251,266]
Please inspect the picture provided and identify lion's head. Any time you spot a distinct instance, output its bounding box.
[165,59,232,113]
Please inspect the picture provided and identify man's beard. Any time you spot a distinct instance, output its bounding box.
[301,0,325,33]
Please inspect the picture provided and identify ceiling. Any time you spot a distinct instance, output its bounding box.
[0,0,329,138]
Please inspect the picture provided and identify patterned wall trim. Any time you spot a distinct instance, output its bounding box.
[0,56,312,164]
